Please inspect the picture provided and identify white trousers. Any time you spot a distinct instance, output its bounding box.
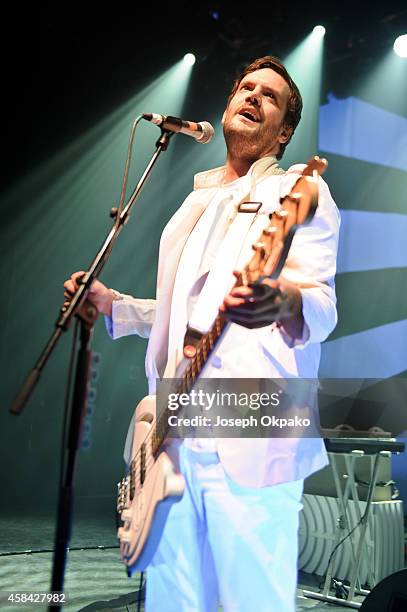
[146,445,304,611]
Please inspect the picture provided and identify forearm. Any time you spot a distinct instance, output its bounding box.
[105,294,157,339]
[277,283,337,348]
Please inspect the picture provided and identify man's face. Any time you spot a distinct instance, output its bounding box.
[222,67,292,161]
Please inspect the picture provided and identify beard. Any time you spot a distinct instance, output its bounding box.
[223,122,260,163]
[223,116,281,163]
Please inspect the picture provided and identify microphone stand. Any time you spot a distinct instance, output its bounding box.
[10,127,175,610]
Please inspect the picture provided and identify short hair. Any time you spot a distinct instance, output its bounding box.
[227,56,303,160]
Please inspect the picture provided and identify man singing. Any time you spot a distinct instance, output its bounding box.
[65,56,340,611]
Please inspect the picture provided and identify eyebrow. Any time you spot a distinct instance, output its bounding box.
[239,79,282,106]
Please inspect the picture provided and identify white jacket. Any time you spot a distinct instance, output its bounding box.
[106,157,340,487]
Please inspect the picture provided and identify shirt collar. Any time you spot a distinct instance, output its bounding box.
[193,155,280,190]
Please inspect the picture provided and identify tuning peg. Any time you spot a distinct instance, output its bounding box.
[263,226,277,236]
[252,242,265,255]
[271,209,290,220]
[280,194,300,205]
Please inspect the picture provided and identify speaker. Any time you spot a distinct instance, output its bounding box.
[360,569,407,611]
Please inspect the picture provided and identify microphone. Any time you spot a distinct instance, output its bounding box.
[142,113,214,144]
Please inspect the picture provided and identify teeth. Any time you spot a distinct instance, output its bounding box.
[241,111,257,122]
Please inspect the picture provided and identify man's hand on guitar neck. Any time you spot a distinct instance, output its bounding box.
[220,276,304,340]
[63,271,116,317]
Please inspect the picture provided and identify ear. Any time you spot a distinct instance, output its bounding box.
[278,124,292,144]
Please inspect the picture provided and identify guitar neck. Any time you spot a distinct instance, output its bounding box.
[152,313,227,454]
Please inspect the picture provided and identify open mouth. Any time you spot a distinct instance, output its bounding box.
[239,110,259,123]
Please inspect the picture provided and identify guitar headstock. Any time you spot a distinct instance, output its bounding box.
[302,155,328,177]
[241,156,328,285]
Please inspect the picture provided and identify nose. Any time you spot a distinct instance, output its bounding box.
[245,86,261,106]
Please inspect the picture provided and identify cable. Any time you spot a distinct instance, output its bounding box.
[115,115,143,228]
[137,571,145,612]
[325,510,367,573]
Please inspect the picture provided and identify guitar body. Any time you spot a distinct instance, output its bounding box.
[117,395,185,575]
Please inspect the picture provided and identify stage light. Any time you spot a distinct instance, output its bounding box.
[357,44,407,117]
[183,53,196,67]
[282,26,325,165]
[313,25,326,38]
[393,34,407,58]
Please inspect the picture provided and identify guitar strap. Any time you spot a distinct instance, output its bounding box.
[186,158,285,337]
[186,201,262,335]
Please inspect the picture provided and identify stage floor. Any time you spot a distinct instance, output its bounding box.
[0,514,381,611]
